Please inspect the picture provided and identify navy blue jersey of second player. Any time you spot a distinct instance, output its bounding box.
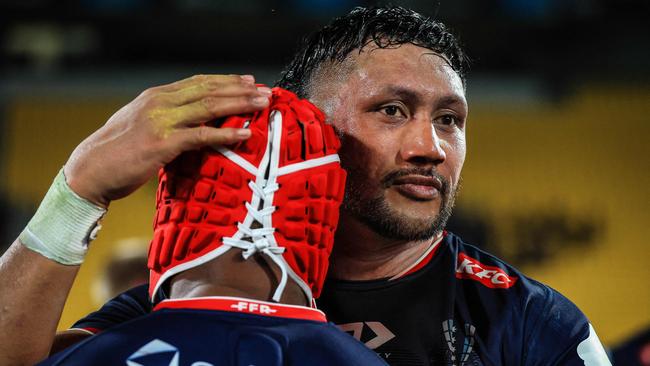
[71,232,611,365]
[45,297,387,366]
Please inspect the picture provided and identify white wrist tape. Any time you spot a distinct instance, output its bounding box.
[19,168,107,265]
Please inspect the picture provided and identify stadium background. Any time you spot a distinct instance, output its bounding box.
[0,0,648,353]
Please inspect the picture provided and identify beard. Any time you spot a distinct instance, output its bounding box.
[341,166,459,241]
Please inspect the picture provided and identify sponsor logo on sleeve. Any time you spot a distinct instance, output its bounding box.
[455,253,517,289]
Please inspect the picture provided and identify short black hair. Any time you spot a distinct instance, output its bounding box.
[276,6,468,98]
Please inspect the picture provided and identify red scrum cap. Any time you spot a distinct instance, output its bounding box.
[148,87,346,304]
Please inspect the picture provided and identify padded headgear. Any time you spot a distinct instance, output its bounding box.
[148,87,346,304]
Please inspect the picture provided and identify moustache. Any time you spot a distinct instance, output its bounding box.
[381,168,449,195]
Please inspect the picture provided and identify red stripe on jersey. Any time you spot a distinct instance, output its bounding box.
[390,231,446,280]
[399,241,442,278]
[75,327,100,334]
[154,296,327,322]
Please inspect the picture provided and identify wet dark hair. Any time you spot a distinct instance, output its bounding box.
[276,6,468,98]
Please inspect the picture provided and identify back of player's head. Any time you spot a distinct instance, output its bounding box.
[276,5,469,98]
[148,88,346,304]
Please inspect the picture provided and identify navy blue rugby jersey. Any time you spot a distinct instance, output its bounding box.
[71,232,611,365]
[45,297,387,366]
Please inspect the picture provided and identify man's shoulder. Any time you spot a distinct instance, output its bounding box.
[71,284,151,333]
[446,232,582,316]
[447,232,552,297]
[446,232,611,365]
[445,233,583,333]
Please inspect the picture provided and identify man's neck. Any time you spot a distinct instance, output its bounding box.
[328,214,441,281]
[169,250,308,306]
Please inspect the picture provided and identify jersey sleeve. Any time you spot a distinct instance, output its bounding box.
[523,284,612,366]
[70,284,151,333]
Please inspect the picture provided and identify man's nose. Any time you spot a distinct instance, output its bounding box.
[399,118,446,166]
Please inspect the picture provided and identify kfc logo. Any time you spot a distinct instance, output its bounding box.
[455,253,517,289]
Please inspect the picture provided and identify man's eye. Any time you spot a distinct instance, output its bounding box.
[379,105,405,118]
[436,115,459,126]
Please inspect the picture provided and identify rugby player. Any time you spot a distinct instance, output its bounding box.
[0,6,612,365]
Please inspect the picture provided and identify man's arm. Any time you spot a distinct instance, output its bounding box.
[0,74,271,365]
[0,241,80,365]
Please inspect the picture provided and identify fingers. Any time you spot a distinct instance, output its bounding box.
[158,74,251,93]
[166,78,265,106]
[143,74,272,128]
[170,126,252,151]
[171,91,272,127]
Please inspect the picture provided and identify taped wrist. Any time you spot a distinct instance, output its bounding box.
[19,168,107,265]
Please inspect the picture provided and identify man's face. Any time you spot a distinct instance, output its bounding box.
[310,44,468,241]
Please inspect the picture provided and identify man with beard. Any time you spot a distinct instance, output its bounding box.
[0,6,611,366]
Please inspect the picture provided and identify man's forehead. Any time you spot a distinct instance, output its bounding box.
[308,43,466,113]
[356,43,451,65]
[343,44,466,100]
[352,44,458,78]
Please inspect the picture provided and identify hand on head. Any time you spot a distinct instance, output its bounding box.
[63,74,271,207]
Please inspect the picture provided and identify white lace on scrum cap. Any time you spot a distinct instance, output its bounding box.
[220,110,340,303]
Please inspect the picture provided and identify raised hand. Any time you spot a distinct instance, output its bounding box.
[64,74,271,207]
